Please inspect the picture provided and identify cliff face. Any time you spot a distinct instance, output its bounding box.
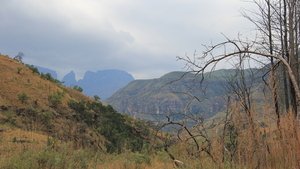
[104,72,228,120]
[62,70,77,87]
[104,69,266,121]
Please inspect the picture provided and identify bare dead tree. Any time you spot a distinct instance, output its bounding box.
[13,52,24,63]
[177,35,300,117]
[171,1,300,166]
[158,0,299,167]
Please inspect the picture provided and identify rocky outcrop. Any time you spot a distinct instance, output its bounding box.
[62,69,134,100]
[62,71,77,87]
[104,72,227,120]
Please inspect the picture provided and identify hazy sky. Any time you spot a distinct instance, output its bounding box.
[0,0,255,80]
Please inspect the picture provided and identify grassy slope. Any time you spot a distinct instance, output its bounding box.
[0,54,179,168]
[0,55,94,109]
[0,55,97,167]
[0,55,97,141]
[2,55,288,168]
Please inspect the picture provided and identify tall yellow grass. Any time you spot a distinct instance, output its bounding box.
[160,102,300,169]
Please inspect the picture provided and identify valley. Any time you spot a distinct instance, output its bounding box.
[0,52,299,168]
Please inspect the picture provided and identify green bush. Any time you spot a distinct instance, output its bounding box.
[12,137,17,143]
[41,73,63,84]
[73,85,83,92]
[18,92,29,103]
[17,67,22,74]
[25,64,40,74]
[67,99,153,154]
[48,92,63,107]
[42,110,52,126]
[57,85,69,94]
[34,99,38,105]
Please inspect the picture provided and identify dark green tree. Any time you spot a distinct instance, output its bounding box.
[93,95,100,101]
[73,85,83,92]
[41,73,63,84]
[25,64,40,74]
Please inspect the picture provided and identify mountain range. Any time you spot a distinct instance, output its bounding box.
[35,66,58,79]
[62,69,134,100]
[35,67,134,100]
[34,63,265,122]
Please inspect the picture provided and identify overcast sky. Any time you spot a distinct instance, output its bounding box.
[0,0,256,80]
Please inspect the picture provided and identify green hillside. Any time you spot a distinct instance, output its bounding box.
[104,68,265,121]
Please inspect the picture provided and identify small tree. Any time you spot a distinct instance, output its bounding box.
[18,92,29,103]
[93,95,100,101]
[13,52,24,63]
[25,64,40,74]
[73,85,83,92]
[41,73,63,84]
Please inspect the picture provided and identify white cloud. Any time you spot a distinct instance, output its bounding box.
[0,0,255,80]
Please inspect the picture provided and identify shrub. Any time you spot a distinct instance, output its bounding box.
[18,92,29,103]
[57,85,69,94]
[34,99,38,105]
[12,137,17,143]
[41,73,63,84]
[42,110,52,126]
[48,92,63,107]
[73,85,83,92]
[25,64,40,74]
[17,67,22,74]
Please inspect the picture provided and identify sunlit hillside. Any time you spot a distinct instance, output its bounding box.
[0,54,173,168]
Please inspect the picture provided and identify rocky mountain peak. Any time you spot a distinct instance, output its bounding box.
[62,71,77,88]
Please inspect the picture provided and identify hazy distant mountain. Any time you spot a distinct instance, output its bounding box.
[35,66,57,79]
[62,71,77,88]
[62,69,134,100]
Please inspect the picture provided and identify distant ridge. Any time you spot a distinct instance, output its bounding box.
[62,69,134,100]
[35,66,57,79]
[62,70,77,87]
[32,65,134,100]
[104,69,265,120]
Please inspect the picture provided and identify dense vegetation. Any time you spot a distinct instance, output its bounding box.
[68,99,152,153]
